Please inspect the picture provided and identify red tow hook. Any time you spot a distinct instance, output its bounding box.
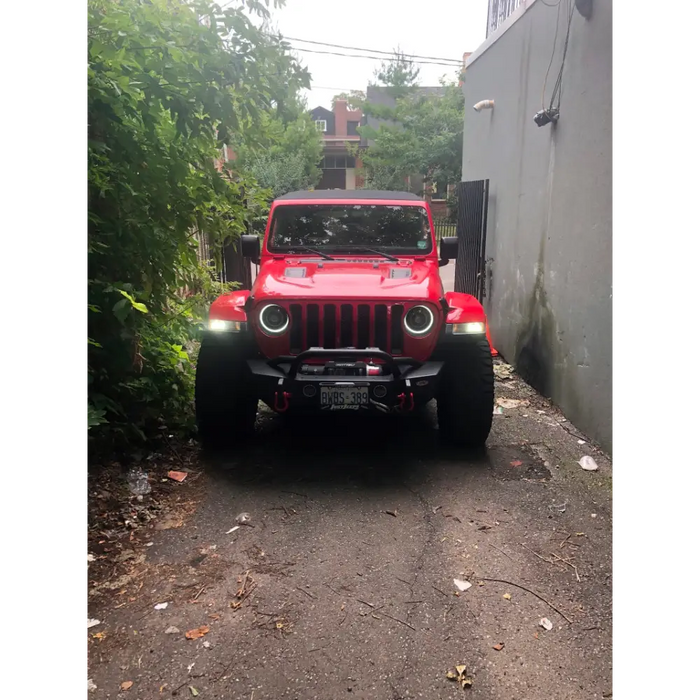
[274,391,291,412]
[397,392,415,412]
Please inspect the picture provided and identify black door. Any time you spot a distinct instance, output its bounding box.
[454,179,489,302]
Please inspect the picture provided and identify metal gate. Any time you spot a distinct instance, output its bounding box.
[454,179,489,302]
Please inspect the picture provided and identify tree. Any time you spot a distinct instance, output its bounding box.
[373,48,420,100]
[88,0,310,445]
[331,90,366,110]
[357,73,464,195]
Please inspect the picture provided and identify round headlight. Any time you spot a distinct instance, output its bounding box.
[403,305,435,337]
[259,304,289,335]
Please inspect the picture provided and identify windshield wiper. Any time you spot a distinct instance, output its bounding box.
[289,246,335,260]
[334,246,399,262]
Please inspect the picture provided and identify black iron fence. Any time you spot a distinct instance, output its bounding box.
[433,218,457,242]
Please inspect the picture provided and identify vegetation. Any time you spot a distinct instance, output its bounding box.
[357,51,464,196]
[88,0,314,448]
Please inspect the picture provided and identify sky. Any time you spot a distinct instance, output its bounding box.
[267,0,490,110]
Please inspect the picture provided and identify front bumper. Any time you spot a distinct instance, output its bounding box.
[247,348,444,414]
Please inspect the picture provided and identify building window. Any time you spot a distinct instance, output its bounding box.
[315,120,327,132]
[347,121,359,136]
[322,155,356,169]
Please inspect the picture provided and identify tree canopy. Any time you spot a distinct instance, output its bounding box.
[357,52,464,195]
[88,0,314,446]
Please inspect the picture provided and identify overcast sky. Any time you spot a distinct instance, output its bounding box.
[268,0,489,110]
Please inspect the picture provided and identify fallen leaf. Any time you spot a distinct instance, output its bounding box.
[539,617,553,631]
[159,684,168,693]
[92,631,107,641]
[165,626,180,634]
[120,681,134,691]
[509,460,523,467]
[455,665,467,675]
[576,532,585,537]
[503,593,512,600]
[185,625,210,640]
[167,470,188,482]
[189,686,199,696]
[534,632,539,639]
[454,578,472,592]
[461,677,474,688]
[446,671,458,681]
[493,643,505,651]
[208,613,221,621]
[384,510,398,517]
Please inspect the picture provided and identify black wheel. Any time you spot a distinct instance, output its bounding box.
[195,335,257,450]
[437,338,494,448]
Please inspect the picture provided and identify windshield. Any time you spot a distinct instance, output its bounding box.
[268,204,433,254]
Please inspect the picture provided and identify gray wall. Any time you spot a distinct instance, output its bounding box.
[461,0,612,451]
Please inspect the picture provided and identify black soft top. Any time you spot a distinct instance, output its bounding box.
[275,190,423,202]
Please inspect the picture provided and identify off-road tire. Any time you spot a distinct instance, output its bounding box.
[437,338,494,448]
[195,336,257,450]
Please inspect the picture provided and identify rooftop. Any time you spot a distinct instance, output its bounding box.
[275,190,422,201]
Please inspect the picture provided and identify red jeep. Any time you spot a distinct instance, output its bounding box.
[195,190,494,448]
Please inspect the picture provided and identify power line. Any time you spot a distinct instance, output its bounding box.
[273,35,463,65]
[285,45,462,68]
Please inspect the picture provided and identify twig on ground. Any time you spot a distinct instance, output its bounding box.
[521,543,557,564]
[481,577,573,624]
[193,585,206,601]
[489,543,515,561]
[378,611,416,631]
[296,587,315,599]
[549,552,581,582]
[431,585,448,597]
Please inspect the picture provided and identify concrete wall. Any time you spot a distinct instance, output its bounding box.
[461,0,612,451]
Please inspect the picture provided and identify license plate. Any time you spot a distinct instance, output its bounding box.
[320,386,368,408]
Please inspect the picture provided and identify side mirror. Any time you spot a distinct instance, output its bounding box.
[440,236,458,264]
[241,234,260,264]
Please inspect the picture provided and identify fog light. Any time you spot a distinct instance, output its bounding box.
[303,385,317,398]
[451,322,485,334]
[373,385,388,399]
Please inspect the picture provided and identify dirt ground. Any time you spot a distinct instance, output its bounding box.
[87,360,612,700]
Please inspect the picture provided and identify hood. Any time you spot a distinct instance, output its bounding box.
[252,257,444,301]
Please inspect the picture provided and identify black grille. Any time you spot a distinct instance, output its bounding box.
[288,303,408,354]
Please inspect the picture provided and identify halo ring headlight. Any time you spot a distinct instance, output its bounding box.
[259,304,289,335]
[403,305,435,337]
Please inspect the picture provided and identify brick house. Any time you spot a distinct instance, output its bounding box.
[310,99,364,190]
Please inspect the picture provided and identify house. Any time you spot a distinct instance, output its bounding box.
[309,99,363,190]
[460,0,611,450]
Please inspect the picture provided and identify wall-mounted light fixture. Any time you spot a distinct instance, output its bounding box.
[473,100,495,112]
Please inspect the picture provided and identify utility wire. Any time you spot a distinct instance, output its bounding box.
[549,0,576,111]
[285,45,462,68]
[271,35,463,65]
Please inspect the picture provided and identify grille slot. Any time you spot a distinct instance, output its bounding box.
[374,305,388,352]
[340,304,354,347]
[290,304,303,353]
[390,305,404,354]
[357,305,370,348]
[307,304,320,347]
[323,304,336,348]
